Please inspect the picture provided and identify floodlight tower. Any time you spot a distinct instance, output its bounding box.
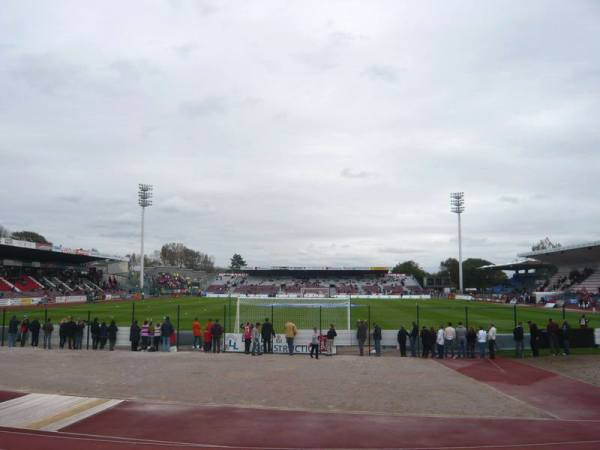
[450,192,465,294]
[138,184,153,293]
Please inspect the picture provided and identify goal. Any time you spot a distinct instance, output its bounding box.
[234,297,351,332]
[300,287,331,298]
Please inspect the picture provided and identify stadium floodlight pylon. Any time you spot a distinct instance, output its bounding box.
[450,192,465,294]
[234,297,352,332]
[138,184,153,294]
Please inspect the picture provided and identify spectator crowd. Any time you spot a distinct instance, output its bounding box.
[4,313,593,359]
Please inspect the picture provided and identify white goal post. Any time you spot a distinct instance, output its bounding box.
[234,297,352,331]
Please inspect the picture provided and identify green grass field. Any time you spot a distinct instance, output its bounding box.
[3,297,597,333]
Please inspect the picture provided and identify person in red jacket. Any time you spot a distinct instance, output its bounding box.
[203,319,213,352]
[192,318,202,351]
[547,318,560,356]
[20,316,30,347]
[242,322,253,354]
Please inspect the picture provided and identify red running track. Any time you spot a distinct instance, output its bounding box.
[0,391,25,402]
[439,357,600,420]
[0,399,599,449]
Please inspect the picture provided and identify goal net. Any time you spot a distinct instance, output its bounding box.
[234,297,351,332]
[300,287,331,298]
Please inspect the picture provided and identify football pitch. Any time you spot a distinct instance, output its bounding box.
[4,296,595,333]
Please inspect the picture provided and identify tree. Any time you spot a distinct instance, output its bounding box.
[159,242,215,271]
[438,258,459,286]
[437,257,507,289]
[462,258,507,289]
[160,243,186,267]
[0,225,10,238]
[391,260,429,286]
[230,253,247,270]
[531,238,561,251]
[11,230,49,244]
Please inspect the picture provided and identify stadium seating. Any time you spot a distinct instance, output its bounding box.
[206,273,422,296]
[13,275,44,292]
[206,284,229,294]
[0,277,15,292]
[234,284,278,296]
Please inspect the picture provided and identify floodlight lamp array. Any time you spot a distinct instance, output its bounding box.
[138,184,153,208]
[450,192,465,214]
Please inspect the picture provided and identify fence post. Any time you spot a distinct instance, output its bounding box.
[176,304,181,352]
[562,305,566,320]
[319,306,322,336]
[368,305,371,356]
[86,310,91,350]
[44,307,48,324]
[131,302,136,324]
[223,304,231,353]
[416,303,420,356]
[1,308,5,347]
[222,304,226,352]
[513,304,517,328]
[271,304,274,326]
[465,306,469,329]
[228,297,232,333]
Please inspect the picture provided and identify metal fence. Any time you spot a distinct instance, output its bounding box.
[0,301,588,352]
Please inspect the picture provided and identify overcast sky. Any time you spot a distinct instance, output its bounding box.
[1,1,599,271]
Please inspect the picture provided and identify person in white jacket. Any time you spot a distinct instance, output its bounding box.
[477,326,487,358]
[436,325,445,359]
[488,323,497,359]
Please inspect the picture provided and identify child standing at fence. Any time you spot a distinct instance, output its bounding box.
[251,322,262,356]
[243,322,253,354]
[310,327,319,359]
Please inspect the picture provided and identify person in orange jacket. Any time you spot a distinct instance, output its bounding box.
[192,318,202,351]
[203,319,213,352]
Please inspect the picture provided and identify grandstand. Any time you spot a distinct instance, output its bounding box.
[519,241,600,295]
[144,266,209,295]
[206,267,422,297]
[478,241,600,306]
[0,237,127,306]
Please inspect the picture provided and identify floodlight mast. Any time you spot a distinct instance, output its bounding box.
[138,184,153,294]
[450,192,465,294]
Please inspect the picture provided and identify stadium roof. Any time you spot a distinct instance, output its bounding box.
[0,237,127,264]
[518,241,600,266]
[478,259,551,271]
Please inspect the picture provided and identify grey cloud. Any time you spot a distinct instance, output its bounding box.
[2,1,600,269]
[179,96,228,117]
[99,230,140,239]
[379,247,424,255]
[10,54,85,94]
[109,59,161,82]
[340,168,371,179]
[174,42,199,58]
[364,65,398,83]
[57,195,81,204]
[499,195,520,204]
